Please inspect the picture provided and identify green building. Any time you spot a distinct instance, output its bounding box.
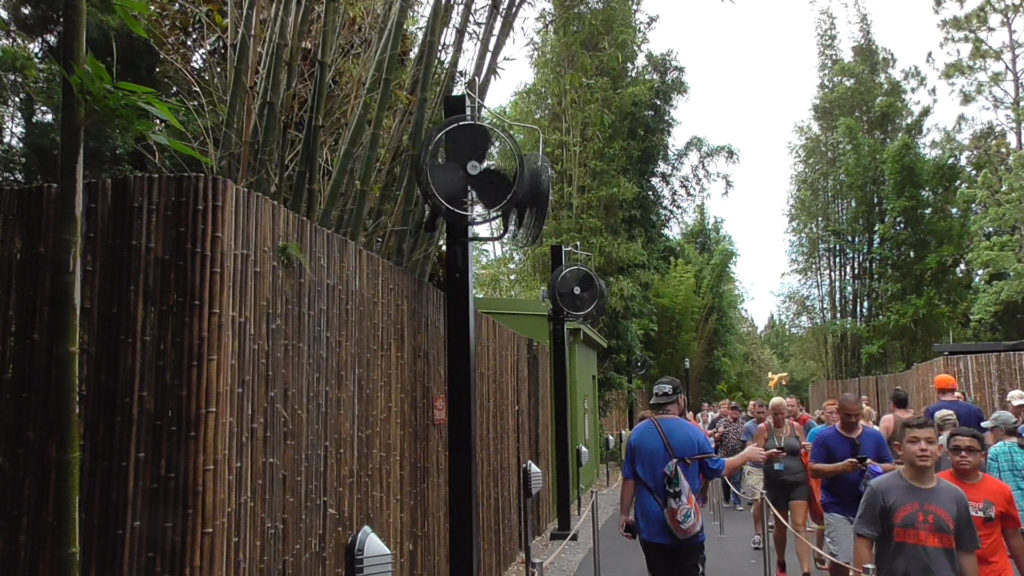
[476,298,607,508]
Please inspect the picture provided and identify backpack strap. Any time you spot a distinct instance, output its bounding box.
[648,417,717,465]
[638,418,714,510]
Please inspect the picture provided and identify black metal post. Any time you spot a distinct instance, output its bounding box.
[549,244,575,540]
[684,358,691,408]
[444,92,479,576]
[522,467,533,575]
[447,215,479,574]
[626,373,635,430]
[577,460,583,516]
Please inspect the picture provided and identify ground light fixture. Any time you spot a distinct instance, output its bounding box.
[521,461,545,575]
[523,460,544,497]
[345,525,393,576]
[575,444,590,514]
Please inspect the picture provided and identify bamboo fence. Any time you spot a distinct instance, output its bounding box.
[0,175,552,575]
[809,352,1024,418]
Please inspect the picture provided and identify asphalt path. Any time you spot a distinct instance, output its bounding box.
[573,496,816,576]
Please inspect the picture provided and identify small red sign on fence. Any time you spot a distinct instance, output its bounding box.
[433,395,447,425]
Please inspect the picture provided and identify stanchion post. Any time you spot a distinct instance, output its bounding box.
[590,490,601,576]
[717,479,725,537]
[761,492,771,576]
[710,477,719,525]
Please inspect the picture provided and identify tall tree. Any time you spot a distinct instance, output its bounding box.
[964,150,1024,339]
[477,0,736,394]
[934,0,1024,150]
[646,206,762,406]
[786,5,967,378]
[56,0,85,571]
[934,1,1024,340]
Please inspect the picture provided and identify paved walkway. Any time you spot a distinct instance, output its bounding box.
[572,500,808,576]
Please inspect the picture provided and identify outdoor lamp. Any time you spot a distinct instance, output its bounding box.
[523,460,544,497]
[619,430,628,445]
[605,434,615,451]
[576,444,590,467]
[345,525,393,576]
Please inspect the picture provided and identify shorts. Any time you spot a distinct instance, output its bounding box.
[764,479,809,512]
[824,512,856,564]
[743,465,764,499]
[640,539,706,576]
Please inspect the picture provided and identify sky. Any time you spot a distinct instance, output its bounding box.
[488,1,954,327]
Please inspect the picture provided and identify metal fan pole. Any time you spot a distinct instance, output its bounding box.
[627,373,635,430]
[446,215,480,574]
[549,244,575,540]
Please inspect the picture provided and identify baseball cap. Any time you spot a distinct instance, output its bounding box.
[934,409,958,427]
[1007,390,1024,407]
[982,410,1017,429]
[729,403,742,411]
[933,373,957,391]
[650,376,682,405]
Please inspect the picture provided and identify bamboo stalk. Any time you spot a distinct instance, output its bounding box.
[317,3,397,229]
[289,0,346,217]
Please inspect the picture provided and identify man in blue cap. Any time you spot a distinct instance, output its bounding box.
[619,376,766,576]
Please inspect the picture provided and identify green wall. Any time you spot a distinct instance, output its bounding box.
[476,298,607,508]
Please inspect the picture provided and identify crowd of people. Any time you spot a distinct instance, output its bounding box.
[619,373,1024,576]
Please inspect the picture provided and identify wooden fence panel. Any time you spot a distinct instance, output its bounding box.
[811,353,1024,420]
[0,175,555,575]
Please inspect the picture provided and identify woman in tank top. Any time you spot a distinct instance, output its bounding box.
[754,396,811,576]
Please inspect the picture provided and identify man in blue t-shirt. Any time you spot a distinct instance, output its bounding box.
[809,393,895,576]
[924,373,986,431]
[620,377,766,576]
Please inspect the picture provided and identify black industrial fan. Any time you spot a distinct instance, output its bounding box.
[417,114,524,227]
[504,152,551,247]
[632,355,650,376]
[548,263,608,321]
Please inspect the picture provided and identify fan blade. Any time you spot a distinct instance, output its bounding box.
[556,266,600,315]
[429,162,469,207]
[445,123,491,165]
[469,167,515,211]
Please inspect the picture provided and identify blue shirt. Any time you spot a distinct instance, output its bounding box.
[809,425,893,517]
[742,419,764,469]
[623,417,725,545]
[986,439,1024,520]
[806,423,831,444]
[924,400,986,431]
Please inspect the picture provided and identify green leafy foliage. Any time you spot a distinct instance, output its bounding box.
[784,5,970,379]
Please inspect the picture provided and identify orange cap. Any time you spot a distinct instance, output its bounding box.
[934,373,957,391]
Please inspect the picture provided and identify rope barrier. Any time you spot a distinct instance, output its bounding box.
[532,469,620,570]
[721,472,863,575]
[599,471,622,495]
[540,490,598,568]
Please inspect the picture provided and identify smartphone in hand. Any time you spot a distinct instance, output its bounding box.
[856,455,868,464]
[623,523,637,539]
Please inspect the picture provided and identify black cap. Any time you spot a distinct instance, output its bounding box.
[650,376,682,405]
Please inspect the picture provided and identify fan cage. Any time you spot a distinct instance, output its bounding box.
[420,116,524,225]
[550,264,604,319]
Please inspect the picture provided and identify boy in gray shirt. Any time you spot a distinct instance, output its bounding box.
[853,415,979,576]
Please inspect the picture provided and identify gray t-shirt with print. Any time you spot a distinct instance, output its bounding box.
[853,471,979,576]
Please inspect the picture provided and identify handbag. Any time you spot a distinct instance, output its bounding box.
[802,449,824,525]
